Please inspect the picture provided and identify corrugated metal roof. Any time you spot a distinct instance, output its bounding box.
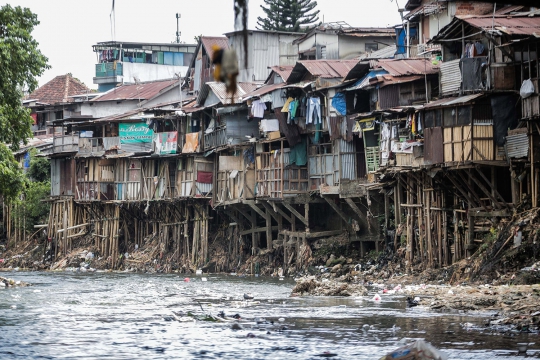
[462,15,540,36]
[359,45,397,60]
[268,65,294,82]
[376,58,440,76]
[404,3,446,20]
[242,82,285,101]
[495,5,525,15]
[200,36,229,61]
[94,79,178,102]
[288,60,366,84]
[424,93,484,108]
[300,60,360,78]
[203,82,259,105]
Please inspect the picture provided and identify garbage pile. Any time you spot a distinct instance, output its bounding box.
[0,276,30,288]
[380,340,448,360]
[291,275,368,296]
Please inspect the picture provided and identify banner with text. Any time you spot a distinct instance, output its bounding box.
[119,122,154,144]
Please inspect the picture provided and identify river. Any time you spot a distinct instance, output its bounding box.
[0,271,537,359]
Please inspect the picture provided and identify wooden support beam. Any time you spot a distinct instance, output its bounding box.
[246,202,267,219]
[240,226,279,236]
[280,230,344,239]
[236,206,255,223]
[282,203,308,226]
[468,170,503,209]
[260,201,280,223]
[323,196,355,233]
[344,198,368,224]
[271,203,292,224]
[446,173,485,211]
[474,167,510,208]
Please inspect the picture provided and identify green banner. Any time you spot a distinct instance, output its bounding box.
[119,122,154,144]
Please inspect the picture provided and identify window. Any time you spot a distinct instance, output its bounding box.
[365,43,378,52]
[320,46,327,59]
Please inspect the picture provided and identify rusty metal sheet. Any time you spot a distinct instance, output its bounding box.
[424,127,443,165]
[200,36,229,60]
[268,65,294,82]
[95,79,178,102]
[377,58,439,76]
[242,83,285,101]
[200,82,259,105]
[440,59,461,96]
[463,16,540,36]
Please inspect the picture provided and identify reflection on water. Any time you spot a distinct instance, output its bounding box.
[0,272,537,359]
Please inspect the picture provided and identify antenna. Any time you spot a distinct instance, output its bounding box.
[176,13,181,43]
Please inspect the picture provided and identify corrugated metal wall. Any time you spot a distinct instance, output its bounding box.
[51,159,61,196]
[379,86,400,109]
[194,59,202,91]
[440,59,461,96]
[225,110,259,144]
[338,139,356,180]
[506,133,528,159]
[229,32,299,82]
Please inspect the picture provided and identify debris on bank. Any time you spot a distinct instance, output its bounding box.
[292,276,367,296]
[0,276,30,288]
[380,340,448,360]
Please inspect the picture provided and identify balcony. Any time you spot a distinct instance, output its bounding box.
[203,127,227,150]
[52,135,78,154]
[440,57,515,96]
[256,151,308,199]
[95,62,123,77]
[93,62,123,85]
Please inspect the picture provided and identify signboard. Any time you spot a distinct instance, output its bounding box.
[119,122,154,144]
[154,131,178,154]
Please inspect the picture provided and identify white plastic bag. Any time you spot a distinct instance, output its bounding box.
[520,79,535,99]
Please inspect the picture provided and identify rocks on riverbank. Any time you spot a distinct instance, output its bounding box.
[0,276,30,288]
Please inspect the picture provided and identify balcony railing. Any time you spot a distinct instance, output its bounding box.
[53,135,79,153]
[95,62,123,78]
[203,127,227,150]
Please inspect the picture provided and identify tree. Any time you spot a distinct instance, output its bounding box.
[0,5,49,199]
[257,0,320,32]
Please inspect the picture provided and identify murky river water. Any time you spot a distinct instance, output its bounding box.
[0,272,538,359]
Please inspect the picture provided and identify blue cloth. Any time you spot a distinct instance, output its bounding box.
[331,92,347,116]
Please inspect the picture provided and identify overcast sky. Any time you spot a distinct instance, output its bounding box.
[4,0,403,90]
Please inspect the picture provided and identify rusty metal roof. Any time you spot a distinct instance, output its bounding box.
[423,93,484,109]
[242,83,285,101]
[376,58,440,76]
[404,3,446,20]
[268,65,294,82]
[461,15,540,36]
[94,79,178,102]
[495,5,525,15]
[200,82,259,106]
[287,60,365,83]
[200,36,229,60]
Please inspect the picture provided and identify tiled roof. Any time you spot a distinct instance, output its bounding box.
[29,74,90,105]
[93,79,178,102]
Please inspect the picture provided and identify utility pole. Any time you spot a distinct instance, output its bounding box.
[176,13,181,43]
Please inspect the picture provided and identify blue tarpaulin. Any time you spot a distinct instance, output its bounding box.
[395,27,417,55]
[331,92,347,116]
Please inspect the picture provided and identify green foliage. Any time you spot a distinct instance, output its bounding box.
[0,4,49,150]
[257,0,320,32]
[27,149,50,182]
[0,143,25,200]
[367,250,382,261]
[9,149,51,233]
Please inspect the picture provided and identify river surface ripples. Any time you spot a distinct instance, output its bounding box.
[1,271,539,359]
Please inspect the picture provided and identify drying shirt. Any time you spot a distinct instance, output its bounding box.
[251,100,267,118]
[289,100,298,120]
[281,97,294,112]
